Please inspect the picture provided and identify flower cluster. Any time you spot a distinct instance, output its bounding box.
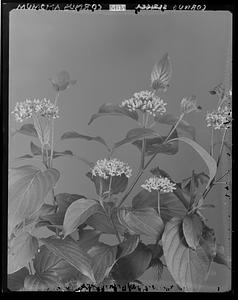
[120,90,167,117]
[180,96,199,114]
[11,98,59,122]
[91,158,132,179]
[206,105,232,130]
[141,176,176,193]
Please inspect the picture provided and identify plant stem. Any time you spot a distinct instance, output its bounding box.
[28,262,33,275]
[49,92,59,168]
[164,113,184,144]
[210,128,214,157]
[217,128,228,168]
[157,191,161,216]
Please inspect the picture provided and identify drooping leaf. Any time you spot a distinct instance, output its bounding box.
[213,244,231,269]
[87,243,117,283]
[149,257,164,282]
[154,113,196,140]
[40,236,94,282]
[15,154,35,160]
[116,235,140,259]
[88,103,138,125]
[86,171,128,196]
[162,217,212,292]
[63,199,100,237]
[110,243,152,284]
[169,137,217,189]
[132,129,179,156]
[117,207,164,240]
[151,53,172,92]
[61,131,110,151]
[132,189,186,223]
[12,123,38,138]
[8,165,60,235]
[182,213,203,250]
[8,232,39,274]
[7,267,29,291]
[113,128,158,150]
[49,70,77,92]
[23,245,79,291]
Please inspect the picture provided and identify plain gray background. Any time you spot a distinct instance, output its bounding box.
[9,10,232,291]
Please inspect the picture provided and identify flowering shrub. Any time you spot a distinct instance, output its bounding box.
[8,58,231,292]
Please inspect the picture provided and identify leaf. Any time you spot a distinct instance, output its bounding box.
[146,244,163,260]
[113,128,158,150]
[149,258,164,282]
[30,141,74,159]
[8,232,39,274]
[162,217,213,291]
[151,53,172,92]
[41,236,94,282]
[110,243,152,284]
[24,246,79,291]
[8,267,29,291]
[88,243,117,283]
[86,211,115,234]
[12,123,38,138]
[39,194,86,227]
[8,165,60,235]
[154,113,196,140]
[78,229,101,252]
[132,190,186,223]
[61,131,110,151]
[169,137,217,189]
[213,244,231,269]
[49,70,76,92]
[15,154,34,160]
[88,103,138,125]
[182,213,203,250]
[117,207,164,240]
[116,235,140,259]
[86,171,128,196]
[63,199,100,237]
[132,129,179,156]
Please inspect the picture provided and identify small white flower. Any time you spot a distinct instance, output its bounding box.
[141,176,176,193]
[206,105,232,130]
[120,90,167,117]
[91,158,132,179]
[180,96,199,114]
[11,98,59,122]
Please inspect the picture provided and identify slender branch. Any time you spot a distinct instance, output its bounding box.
[216,168,231,182]
[157,192,161,216]
[164,113,184,144]
[210,128,214,157]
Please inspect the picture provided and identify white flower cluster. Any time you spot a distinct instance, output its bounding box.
[206,105,232,130]
[180,96,198,114]
[141,176,176,193]
[11,98,59,122]
[91,158,132,179]
[120,90,167,117]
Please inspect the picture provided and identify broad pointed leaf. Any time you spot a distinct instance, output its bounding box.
[110,243,152,284]
[114,128,158,150]
[63,199,100,237]
[132,129,179,156]
[8,267,29,291]
[169,137,217,189]
[8,232,39,274]
[88,103,138,125]
[182,213,203,250]
[88,243,117,283]
[12,123,38,138]
[8,165,60,235]
[151,53,172,92]
[61,131,110,151]
[162,217,213,292]
[30,141,74,159]
[78,229,101,252]
[41,236,94,281]
[154,113,196,140]
[117,207,164,240]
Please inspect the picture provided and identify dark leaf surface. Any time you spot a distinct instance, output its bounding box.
[182,213,203,250]
[8,267,29,291]
[12,123,38,138]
